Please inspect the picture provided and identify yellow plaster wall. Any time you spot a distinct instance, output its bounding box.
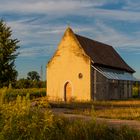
[47,28,91,101]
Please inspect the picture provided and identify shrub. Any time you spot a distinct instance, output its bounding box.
[0,88,46,102]
[15,79,46,89]
[133,82,139,98]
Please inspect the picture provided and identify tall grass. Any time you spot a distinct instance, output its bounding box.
[50,100,140,109]
[0,92,140,140]
[50,100,140,121]
[95,107,140,120]
[133,83,139,98]
[0,88,46,102]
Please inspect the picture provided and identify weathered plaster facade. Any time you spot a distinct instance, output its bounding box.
[47,28,91,101]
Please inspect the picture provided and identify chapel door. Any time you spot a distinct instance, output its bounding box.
[64,82,72,102]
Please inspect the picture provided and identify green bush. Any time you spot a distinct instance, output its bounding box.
[15,79,46,89]
[132,82,139,98]
[0,88,46,102]
[133,86,139,98]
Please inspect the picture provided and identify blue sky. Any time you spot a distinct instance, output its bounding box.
[0,0,140,80]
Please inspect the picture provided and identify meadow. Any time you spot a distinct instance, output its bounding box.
[0,88,140,140]
[50,100,140,121]
[0,88,46,102]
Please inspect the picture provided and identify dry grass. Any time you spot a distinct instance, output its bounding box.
[97,100,140,107]
[94,100,140,120]
[95,107,140,120]
[1,91,140,140]
[0,88,46,102]
[50,99,140,110]
[50,100,140,121]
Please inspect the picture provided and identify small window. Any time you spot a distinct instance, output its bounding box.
[78,73,83,79]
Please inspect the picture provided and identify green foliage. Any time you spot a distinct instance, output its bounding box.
[15,79,46,89]
[0,88,7,105]
[0,94,53,140]
[0,19,20,87]
[133,82,139,98]
[27,71,40,81]
[15,78,31,88]
[0,88,46,102]
[0,95,140,140]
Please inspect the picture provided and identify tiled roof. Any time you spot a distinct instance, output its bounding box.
[75,34,135,73]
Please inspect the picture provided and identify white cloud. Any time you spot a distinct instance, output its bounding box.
[75,21,140,52]
[123,0,140,11]
[6,17,140,57]
[0,0,106,13]
[7,19,64,45]
[19,45,55,57]
[1,0,139,57]
[0,0,140,22]
[76,8,140,22]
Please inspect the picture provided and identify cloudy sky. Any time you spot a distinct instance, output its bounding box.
[1,0,140,79]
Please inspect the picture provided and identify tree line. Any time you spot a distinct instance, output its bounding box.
[15,71,46,88]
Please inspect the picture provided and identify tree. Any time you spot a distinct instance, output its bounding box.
[0,20,20,87]
[15,78,46,89]
[15,78,31,89]
[27,71,40,81]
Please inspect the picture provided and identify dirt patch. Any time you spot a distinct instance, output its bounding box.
[52,108,140,131]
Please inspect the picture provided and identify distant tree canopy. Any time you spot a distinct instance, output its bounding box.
[27,71,40,81]
[0,20,20,87]
[15,71,45,89]
[15,78,46,89]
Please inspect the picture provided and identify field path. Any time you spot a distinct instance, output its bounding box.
[52,108,140,131]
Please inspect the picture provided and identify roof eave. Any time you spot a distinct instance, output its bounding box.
[91,62,135,73]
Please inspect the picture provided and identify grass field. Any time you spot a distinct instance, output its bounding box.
[0,88,46,102]
[1,87,140,121]
[50,100,140,120]
[50,99,140,108]
[0,93,140,140]
[1,88,140,139]
[96,107,140,120]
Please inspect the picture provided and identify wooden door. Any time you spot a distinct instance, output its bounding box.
[64,82,72,102]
